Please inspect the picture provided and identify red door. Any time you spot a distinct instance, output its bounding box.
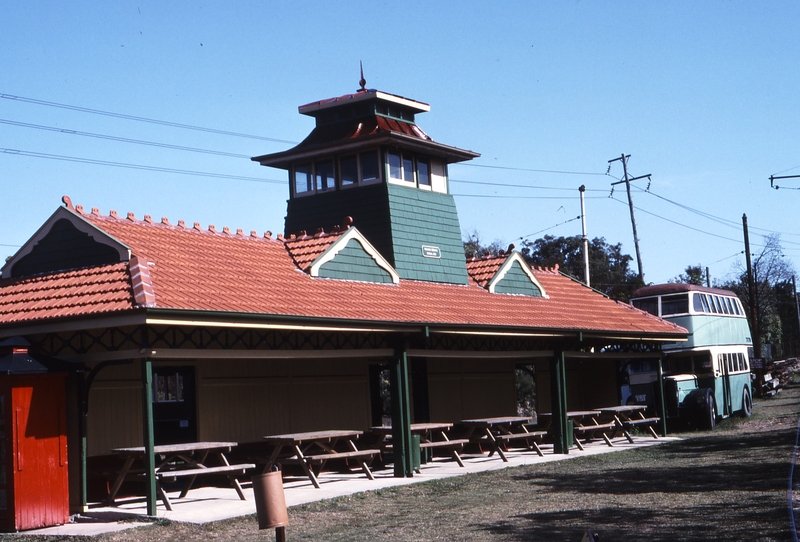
[0,375,68,531]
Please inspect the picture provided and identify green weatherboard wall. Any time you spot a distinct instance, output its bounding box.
[317,238,394,283]
[493,260,543,296]
[385,184,468,285]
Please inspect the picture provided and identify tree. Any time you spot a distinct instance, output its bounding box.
[670,265,706,286]
[518,235,644,301]
[717,234,797,359]
[463,230,505,260]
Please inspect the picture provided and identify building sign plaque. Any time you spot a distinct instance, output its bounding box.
[421,245,441,259]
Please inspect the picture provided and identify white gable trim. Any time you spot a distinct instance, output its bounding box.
[308,227,400,284]
[487,252,547,297]
[1,206,130,279]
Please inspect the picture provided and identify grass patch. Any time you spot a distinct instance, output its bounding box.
[7,388,799,541]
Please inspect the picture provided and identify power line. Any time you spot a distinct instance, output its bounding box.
[454,162,607,176]
[516,216,582,241]
[608,196,743,244]
[1,148,285,184]
[0,93,297,144]
[633,184,800,240]
[452,193,605,200]
[450,178,606,192]
[0,118,252,159]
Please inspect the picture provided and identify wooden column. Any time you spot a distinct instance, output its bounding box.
[550,350,569,454]
[657,355,668,437]
[141,359,157,516]
[390,348,413,477]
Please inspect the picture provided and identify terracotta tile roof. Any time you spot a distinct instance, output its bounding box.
[0,263,135,323]
[466,255,507,288]
[0,202,686,338]
[284,230,345,272]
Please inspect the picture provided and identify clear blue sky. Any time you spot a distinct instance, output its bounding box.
[2,2,799,285]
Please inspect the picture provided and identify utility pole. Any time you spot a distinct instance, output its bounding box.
[743,214,762,393]
[609,154,650,281]
[579,185,590,287]
[705,267,711,288]
[793,276,800,357]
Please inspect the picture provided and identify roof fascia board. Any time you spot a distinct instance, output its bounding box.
[309,227,400,284]
[1,206,131,279]
[0,313,147,339]
[253,133,479,168]
[144,316,413,334]
[486,253,547,296]
[406,349,554,359]
[299,90,430,115]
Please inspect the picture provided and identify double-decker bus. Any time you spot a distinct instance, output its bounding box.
[628,283,753,429]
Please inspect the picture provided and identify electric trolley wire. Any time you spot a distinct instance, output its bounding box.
[454,162,607,176]
[516,216,583,241]
[1,148,285,184]
[452,193,605,200]
[0,118,252,159]
[451,178,606,192]
[0,93,297,144]
[608,196,743,245]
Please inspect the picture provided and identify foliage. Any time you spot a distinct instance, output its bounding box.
[518,235,644,301]
[515,365,536,416]
[670,264,707,286]
[716,234,797,359]
[463,230,505,259]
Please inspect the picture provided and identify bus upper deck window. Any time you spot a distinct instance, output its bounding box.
[632,298,658,316]
[661,294,689,315]
[692,293,704,313]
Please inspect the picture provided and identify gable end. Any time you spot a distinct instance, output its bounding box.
[3,207,129,279]
[310,228,399,284]
[488,254,547,297]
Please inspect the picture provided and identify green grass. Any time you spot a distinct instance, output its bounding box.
[8,387,800,541]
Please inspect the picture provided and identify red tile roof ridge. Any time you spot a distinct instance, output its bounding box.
[63,195,281,243]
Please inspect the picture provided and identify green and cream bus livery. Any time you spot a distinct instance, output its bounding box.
[629,283,753,429]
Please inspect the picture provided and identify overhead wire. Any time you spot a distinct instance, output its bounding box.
[1,148,285,184]
[0,118,252,159]
[0,93,297,144]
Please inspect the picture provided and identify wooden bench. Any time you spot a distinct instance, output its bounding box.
[304,449,381,480]
[155,462,254,510]
[621,417,661,439]
[156,463,254,481]
[573,422,616,449]
[494,431,546,457]
[419,438,470,467]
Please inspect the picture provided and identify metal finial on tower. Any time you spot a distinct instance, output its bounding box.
[358,61,367,92]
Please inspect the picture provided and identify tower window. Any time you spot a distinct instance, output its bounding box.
[294,163,314,195]
[360,151,380,183]
[315,160,335,192]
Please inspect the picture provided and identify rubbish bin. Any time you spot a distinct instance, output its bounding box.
[411,434,421,472]
[252,470,289,530]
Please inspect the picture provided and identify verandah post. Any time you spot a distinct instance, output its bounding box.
[141,358,157,516]
[657,355,668,437]
[550,350,569,454]
[390,346,414,477]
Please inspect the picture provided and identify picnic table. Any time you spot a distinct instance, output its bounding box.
[262,430,380,489]
[537,410,616,450]
[459,416,544,461]
[370,422,469,468]
[107,441,254,511]
[597,405,660,443]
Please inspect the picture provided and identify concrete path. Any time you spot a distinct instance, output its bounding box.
[19,436,679,537]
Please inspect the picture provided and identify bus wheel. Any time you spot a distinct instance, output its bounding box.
[741,386,752,417]
[699,389,716,430]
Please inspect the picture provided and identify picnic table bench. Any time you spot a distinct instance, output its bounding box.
[107,441,254,511]
[597,405,661,443]
[371,422,469,468]
[459,416,543,461]
[262,430,378,488]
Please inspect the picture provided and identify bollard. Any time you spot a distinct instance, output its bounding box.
[253,466,289,541]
